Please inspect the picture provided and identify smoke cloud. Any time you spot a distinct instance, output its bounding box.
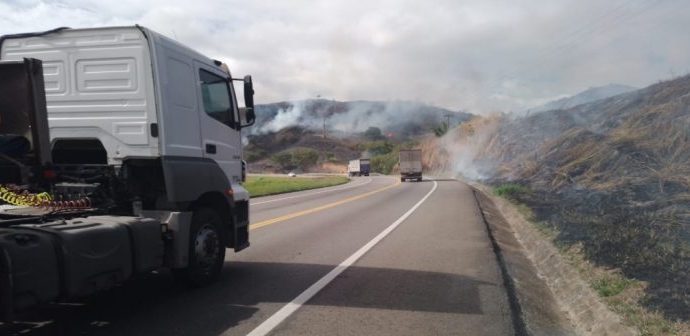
[423,115,504,180]
[252,100,467,136]
[2,1,688,114]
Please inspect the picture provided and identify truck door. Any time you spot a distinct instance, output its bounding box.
[194,63,242,184]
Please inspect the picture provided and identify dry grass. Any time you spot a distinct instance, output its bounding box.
[430,76,690,330]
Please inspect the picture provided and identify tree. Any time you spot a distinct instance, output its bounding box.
[271,148,320,171]
[364,127,384,140]
[291,148,319,170]
[270,152,294,170]
[371,150,399,174]
[366,140,394,156]
[433,122,449,137]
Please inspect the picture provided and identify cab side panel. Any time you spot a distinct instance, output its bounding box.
[0,27,159,162]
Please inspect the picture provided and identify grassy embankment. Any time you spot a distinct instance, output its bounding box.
[244,175,349,197]
[493,183,688,336]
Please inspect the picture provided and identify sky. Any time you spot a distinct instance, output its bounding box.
[0,0,688,114]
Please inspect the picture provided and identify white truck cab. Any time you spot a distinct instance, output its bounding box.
[1,26,254,203]
[0,26,255,304]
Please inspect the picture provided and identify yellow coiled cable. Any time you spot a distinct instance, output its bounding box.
[0,185,53,207]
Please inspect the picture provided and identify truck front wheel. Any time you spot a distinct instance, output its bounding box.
[173,207,226,287]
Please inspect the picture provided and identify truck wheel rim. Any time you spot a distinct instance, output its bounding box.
[194,224,220,271]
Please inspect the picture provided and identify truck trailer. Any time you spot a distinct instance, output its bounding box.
[0,26,255,319]
[347,158,370,176]
[399,149,422,182]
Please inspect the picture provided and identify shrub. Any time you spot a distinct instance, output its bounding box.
[493,183,532,201]
[291,148,319,169]
[271,148,320,171]
[270,152,294,170]
[371,150,399,174]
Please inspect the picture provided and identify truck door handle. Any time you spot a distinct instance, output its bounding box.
[205,144,217,154]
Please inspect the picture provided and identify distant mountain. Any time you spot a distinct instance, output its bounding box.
[527,84,637,114]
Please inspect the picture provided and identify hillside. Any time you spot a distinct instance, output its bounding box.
[245,126,361,173]
[246,100,473,173]
[253,99,473,138]
[526,84,637,114]
[426,75,690,324]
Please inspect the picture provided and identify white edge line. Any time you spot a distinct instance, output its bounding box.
[246,180,439,336]
[250,177,374,205]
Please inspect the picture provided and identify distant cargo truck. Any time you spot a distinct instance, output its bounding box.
[348,158,370,176]
[399,149,422,182]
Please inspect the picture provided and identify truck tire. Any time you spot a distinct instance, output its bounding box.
[173,207,226,287]
[401,177,405,182]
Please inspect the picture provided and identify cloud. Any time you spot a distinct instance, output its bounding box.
[1,0,689,114]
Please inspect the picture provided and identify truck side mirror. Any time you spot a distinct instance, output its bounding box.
[242,76,255,128]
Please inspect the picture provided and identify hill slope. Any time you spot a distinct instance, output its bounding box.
[253,99,473,137]
[526,84,637,114]
[428,75,690,323]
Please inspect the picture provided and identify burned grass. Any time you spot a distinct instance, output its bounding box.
[437,75,690,333]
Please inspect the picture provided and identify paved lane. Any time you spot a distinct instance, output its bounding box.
[1,177,513,336]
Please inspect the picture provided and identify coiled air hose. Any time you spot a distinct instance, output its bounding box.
[0,185,53,206]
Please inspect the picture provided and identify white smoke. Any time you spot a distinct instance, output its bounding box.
[434,116,502,180]
[259,104,307,133]
[253,99,460,135]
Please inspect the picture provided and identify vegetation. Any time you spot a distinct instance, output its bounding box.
[432,122,449,137]
[363,126,385,140]
[493,183,532,201]
[358,140,393,156]
[270,147,320,171]
[593,275,636,298]
[244,147,266,162]
[371,150,399,175]
[244,175,349,197]
[561,244,685,336]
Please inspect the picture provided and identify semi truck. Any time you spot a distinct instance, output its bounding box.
[0,26,255,319]
[347,158,370,176]
[399,149,422,182]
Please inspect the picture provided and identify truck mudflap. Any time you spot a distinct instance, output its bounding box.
[0,228,61,320]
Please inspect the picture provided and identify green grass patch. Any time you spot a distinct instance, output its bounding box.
[493,183,531,199]
[593,276,635,297]
[244,175,349,197]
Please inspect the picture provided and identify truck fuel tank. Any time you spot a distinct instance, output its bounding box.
[18,219,134,298]
[0,228,60,319]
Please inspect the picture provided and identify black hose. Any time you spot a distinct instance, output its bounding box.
[0,216,42,227]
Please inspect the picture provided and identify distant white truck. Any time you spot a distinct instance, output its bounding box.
[399,149,422,182]
[348,158,370,176]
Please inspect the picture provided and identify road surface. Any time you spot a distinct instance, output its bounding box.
[2,176,514,336]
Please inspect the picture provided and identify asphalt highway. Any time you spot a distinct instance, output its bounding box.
[2,176,514,336]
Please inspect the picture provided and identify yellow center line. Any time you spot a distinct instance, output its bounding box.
[250,178,402,230]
